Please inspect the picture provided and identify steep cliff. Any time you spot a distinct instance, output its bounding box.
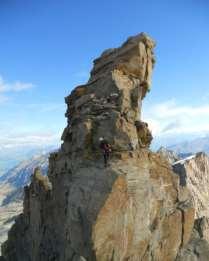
[173,152,209,219]
[1,33,197,261]
[173,153,209,260]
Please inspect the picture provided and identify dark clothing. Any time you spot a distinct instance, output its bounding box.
[100,140,111,167]
[103,150,110,167]
[100,140,110,151]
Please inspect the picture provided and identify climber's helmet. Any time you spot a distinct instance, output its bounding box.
[99,137,104,142]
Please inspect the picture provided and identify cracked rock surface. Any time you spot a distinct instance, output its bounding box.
[0,33,199,261]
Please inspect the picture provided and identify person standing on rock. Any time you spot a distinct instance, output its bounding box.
[99,137,111,167]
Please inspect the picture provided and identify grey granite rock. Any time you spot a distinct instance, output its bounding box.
[1,33,199,261]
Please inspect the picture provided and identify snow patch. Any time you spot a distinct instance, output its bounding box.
[172,154,196,166]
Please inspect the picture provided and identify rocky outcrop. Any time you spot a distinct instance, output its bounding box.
[157,147,179,164]
[0,153,49,254]
[173,152,209,218]
[176,217,209,261]
[172,153,209,260]
[1,33,196,261]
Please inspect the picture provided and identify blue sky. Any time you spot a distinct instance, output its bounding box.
[0,0,209,149]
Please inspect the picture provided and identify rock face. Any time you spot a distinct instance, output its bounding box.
[157,147,179,164]
[176,217,209,261]
[0,153,49,254]
[1,33,196,261]
[173,152,209,218]
[173,153,209,260]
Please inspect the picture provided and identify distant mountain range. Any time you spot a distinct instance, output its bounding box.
[167,136,209,155]
[0,153,49,188]
[0,153,50,206]
[0,145,57,176]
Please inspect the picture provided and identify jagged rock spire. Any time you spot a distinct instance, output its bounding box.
[1,34,198,261]
[62,33,155,158]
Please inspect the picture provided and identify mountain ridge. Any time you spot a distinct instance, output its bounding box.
[1,33,208,261]
[168,136,209,155]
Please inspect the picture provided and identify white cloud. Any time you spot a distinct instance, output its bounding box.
[142,99,209,138]
[0,75,35,94]
[0,132,61,150]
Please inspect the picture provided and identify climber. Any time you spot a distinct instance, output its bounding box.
[99,137,112,167]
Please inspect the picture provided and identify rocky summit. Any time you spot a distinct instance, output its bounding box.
[157,147,180,165]
[0,33,202,261]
